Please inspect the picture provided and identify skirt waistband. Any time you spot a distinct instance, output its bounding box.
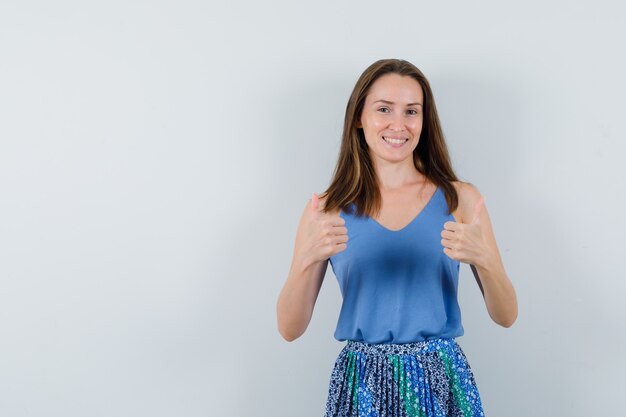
[344,337,458,356]
[326,337,484,416]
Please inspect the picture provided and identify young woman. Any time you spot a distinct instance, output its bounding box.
[276,58,518,417]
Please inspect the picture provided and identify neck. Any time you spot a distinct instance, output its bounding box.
[371,155,424,190]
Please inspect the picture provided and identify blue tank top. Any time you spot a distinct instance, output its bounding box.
[328,186,463,344]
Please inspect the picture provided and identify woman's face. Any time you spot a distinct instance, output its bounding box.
[358,73,424,166]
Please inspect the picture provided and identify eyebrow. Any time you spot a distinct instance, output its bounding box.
[373,99,422,107]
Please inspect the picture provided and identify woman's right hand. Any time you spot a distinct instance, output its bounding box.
[276,193,349,341]
[299,193,348,265]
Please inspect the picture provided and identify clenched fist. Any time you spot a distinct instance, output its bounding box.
[441,195,488,265]
[303,192,349,262]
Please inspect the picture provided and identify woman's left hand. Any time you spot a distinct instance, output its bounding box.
[441,195,489,265]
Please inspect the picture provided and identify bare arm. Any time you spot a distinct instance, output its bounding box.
[276,196,348,341]
[471,253,517,327]
[442,182,518,328]
[276,247,328,341]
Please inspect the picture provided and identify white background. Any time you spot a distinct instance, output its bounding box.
[1,1,625,416]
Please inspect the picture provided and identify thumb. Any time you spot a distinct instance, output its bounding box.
[311,192,320,219]
[471,195,485,224]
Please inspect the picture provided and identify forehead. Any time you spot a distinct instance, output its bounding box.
[365,73,423,103]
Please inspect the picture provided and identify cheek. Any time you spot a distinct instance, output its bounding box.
[369,116,388,130]
[409,118,423,131]
[407,122,422,137]
[362,118,383,135]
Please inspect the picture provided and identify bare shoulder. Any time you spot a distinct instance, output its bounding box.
[450,180,484,224]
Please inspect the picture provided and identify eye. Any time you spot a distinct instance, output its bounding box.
[407,109,419,115]
[377,107,390,113]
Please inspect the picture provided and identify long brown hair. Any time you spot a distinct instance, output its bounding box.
[320,58,462,217]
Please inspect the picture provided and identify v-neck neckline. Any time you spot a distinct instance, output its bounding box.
[368,186,439,233]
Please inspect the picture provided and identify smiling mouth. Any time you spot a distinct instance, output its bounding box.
[382,136,409,144]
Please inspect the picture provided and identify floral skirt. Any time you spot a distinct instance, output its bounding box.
[324,338,485,417]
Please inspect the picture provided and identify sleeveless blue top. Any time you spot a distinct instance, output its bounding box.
[328,186,463,344]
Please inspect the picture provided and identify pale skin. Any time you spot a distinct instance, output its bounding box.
[276,73,518,342]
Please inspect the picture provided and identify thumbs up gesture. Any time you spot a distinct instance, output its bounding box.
[441,195,487,265]
[304,192,349,263]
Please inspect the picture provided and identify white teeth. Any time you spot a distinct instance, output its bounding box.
[383,136,408,144]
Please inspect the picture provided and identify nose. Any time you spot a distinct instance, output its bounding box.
[388,111,406,131]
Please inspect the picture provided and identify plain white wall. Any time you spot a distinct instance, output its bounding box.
[1,1,624,416]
